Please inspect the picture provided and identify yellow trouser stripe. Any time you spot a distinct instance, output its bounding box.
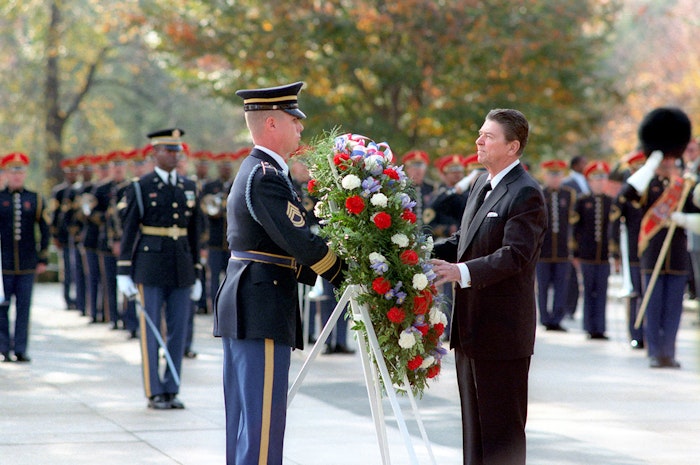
[259,339,275,465]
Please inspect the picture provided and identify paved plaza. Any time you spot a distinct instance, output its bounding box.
[1,277,699,464]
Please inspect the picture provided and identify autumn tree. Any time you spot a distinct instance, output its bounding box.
[143,0,622,162]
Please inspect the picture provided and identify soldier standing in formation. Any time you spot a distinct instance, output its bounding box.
[49,157,79,310]
[536,159,577,332]
[117,128,203,409]
[0,152,49,363]
[570,160,613,340]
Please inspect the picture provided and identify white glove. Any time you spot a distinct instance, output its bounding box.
[454,171,479,194]
[671,212,700,234]
[626,150,663,194]
[692,184,700,209]
[190,279,203,301]
[117,275,138,299]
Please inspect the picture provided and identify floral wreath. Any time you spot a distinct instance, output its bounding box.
[302,130,448,397]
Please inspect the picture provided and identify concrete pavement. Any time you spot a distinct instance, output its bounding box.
[1,277,699,464]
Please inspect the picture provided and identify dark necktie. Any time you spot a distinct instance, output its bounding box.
[170,173,176,186]
[474,181,492,211]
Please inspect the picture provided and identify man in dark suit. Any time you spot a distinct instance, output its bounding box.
[431,109,547,465]
[117,128,202,410]
[214,82,344,465]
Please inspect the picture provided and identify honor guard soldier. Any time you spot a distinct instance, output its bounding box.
[537,159,577,331]
[610,151,646,348]
[50,157,79,310]
[109,149,139,338]
[117,129,203,409]
[214,82,345,464]
[426,154,468,239]
[0,153,50,362]
[623,108,696,368]
[570,160,613,340]
[401,149,437,232]
[70,154,95,317]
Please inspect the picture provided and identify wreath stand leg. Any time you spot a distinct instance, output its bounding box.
[288,284,436,465]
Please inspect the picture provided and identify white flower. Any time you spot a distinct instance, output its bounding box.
[429,307,443,325]
[420,356,435,369]
[341,174,362,190]
[314,200,324,218]
[391,233,409,248]
[364,154,385,175]
[398,330,417,349]
[424,236,434,253]
[412,273,428,290]
[370,193,388,208]
[369,252,386,263]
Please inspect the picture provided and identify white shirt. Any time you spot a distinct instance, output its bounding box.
[456,159,521,288]
[154,166,177,185]
[254,145,289,175]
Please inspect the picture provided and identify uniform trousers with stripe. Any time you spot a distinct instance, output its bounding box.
[222,337,291,465]
[580,263,610,335]
[139,285,189,398]
[0,274,35,355]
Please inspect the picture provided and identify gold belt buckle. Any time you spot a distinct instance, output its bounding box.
[168,226,180,239]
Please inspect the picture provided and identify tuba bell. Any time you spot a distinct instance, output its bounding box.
[201,192,224,217]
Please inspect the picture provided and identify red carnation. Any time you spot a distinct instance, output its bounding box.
[333,152,351,170]
[345,195,365,215]
[401,209,417,224]
[387,307,405,324]
[372,277,392,295]
[384,168,399,180]
[407,355,423,371]
[416,324,430,336]
[413,290,432,315]
[433,322,445,337]
[400,249,419,266]
[427,364,441,379]
[373,212,392,230]
[307,179,318,195]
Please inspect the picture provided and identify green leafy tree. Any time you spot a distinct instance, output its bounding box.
[144,0,622,163]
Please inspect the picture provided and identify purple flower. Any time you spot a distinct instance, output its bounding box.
[399,193,416,210]
[362,177,382,195]
[370,261,389,275]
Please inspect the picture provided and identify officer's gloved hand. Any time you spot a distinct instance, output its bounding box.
[626,150,663,194]
[190,279,203,301]
[454,171,479,194]
[671,212,700,234]
[117,275,138,299]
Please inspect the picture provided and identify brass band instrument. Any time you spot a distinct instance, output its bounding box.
[201,192,225,217]
[617,219,637,299]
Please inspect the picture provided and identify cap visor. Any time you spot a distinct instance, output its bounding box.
[284,108,306,119]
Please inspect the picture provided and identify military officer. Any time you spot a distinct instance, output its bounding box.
[50,157,79,310]
[536,159,577,331]
[401,149,437,232]
[214,82,345,465]
[0,152,50,362]
[117,128,202,409]
[70,154,95,317]
[570,160,613,340]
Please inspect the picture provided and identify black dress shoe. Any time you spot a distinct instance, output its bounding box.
[148,394,171,410]
[649,356,664,368]
[661,357,681,368]
[630,339,644,349]
[167,394,185,409]
[587,332,609,340]
[14,353,31,363]
[545,324,567,332]
[333,344,356,354]
[128,330,138,340]
[184,350,197,359]
[1,352,13,362]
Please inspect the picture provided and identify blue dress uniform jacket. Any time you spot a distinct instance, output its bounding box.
[214,149,344,350]
[117,172,200,287]
[570,193,613,264]
[540,186,576,262]
[201,178,231,250]
[0,188,50,273]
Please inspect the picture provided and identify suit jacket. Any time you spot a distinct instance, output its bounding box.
[434,163,547,360]
[213,149,344,349]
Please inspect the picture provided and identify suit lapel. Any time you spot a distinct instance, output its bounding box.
[458,164,525,258]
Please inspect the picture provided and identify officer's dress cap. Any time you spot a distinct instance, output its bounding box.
[147,128,185,150]
[236,82,306,119]
[1,152,29,170]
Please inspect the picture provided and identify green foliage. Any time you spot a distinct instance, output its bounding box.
[146,0,622,164]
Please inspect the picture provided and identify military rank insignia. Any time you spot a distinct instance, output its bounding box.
[286,202,305,227]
